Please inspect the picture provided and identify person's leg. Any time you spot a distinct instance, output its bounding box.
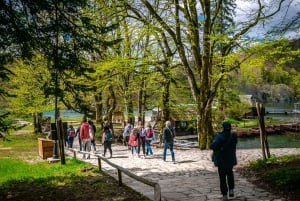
[148,140,153,155]
[82,139,87,158]
[91,139,96,151]
[162,142,168,161]
[169,143,175,161]
[226,168,235,197]
[126,136,130,149]
[103,141,107,156]
[108,141,112,157]
[218,167,228,196]
[86,139,91,159]
[145,140,150,155]
[79,138,82,151]
[142,139,146,156]
[69,137,74,148]
[131,146,134,155]
[137,138,141,156]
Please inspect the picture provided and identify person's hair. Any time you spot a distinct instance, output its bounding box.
[222,121,231,131]
[145,121,151,127]
[131,128,137,135]
[103,125,110,132]
[165,120,171,126]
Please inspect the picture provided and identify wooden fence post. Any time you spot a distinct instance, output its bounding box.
[117,169,122,186]
[98,157,102,171]
[154,183,161,201]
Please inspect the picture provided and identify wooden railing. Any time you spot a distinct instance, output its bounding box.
[67,148,161,201]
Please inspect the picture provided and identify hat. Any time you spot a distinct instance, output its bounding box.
[222,121,231,130]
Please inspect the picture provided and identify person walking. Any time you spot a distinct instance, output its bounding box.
[102,125,113,158]
[162,120,175,163]
[210,121,238,201]
[75,125,82,151]
[66,125,76,148]
[80,117,91,159]
[144,121,154,156]
[123,121,132,148]
[128,128,138,158]
[136,121,146,158]
[89,120,97,151]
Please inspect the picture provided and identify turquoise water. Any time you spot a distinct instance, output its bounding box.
[237,133,300,149]
[43,110,83,118]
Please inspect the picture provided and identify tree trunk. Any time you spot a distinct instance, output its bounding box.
[197,96,214,150]
[256,102,271,160]
[94,93,102,125]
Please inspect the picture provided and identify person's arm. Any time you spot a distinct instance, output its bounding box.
[162,128,166,143]
[80,125,84,139]
[209,134,221,150]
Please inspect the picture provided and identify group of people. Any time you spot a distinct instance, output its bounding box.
[124,120,237,201]
[66,117,237,201]
[65,118,113,159]
[126,121,155,158]
[123,120,176,163]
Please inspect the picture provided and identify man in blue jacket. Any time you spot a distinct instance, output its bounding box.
[210,121,238,201]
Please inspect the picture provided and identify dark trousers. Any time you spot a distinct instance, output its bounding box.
[218,167,234,195]
[137,137,146,156]
[103,141,112,156]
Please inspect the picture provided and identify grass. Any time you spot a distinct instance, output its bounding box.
[0,132,150,201]
[239,154,300,200]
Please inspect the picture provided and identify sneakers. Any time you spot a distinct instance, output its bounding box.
[222,195,229,201]
[229,189,234,198]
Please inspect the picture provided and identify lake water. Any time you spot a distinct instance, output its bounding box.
[237,133,300,149]
[43,110,83,118]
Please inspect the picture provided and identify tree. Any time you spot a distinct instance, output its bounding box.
[138,0,289,149]
[6,55,53,133]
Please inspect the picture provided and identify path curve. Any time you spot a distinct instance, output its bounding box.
[66,139,300,201]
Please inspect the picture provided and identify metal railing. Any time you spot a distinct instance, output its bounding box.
[67,148,161,201]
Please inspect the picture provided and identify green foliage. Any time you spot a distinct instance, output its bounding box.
[248,154,300,191]
[265,167,300,190]
[6,56,53,117]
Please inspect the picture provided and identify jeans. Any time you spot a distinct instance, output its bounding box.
[145,140,153,155]
[218,167,234,195]
[78,137,82,151]
[82,138,91,159]
[67,136,74,148]
[162,142,175,161]
[91,139,96,151]
[131,146,137,155]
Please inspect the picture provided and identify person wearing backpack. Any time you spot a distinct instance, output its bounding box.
[162,120,175,163]
[210,121,238,201]
[144,121,154,156]
[136,121,146,158]
[102,125,113,158]
[67,125,75,148]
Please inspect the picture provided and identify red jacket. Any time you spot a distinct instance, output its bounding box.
[80,122,90,139]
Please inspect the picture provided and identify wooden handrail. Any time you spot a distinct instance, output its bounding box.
[67,148,161,201]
